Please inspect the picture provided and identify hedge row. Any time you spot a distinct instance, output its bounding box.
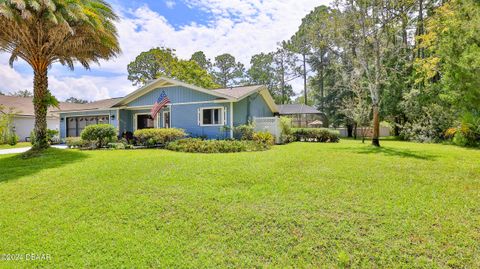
[292,128,340,143]
[166,138,271,153]
[133,128,186,147]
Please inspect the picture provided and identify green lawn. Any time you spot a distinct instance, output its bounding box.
[0,142,31,149]
[0,141,479,268]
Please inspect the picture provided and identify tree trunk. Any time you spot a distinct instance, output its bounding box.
[417,0,425,59]
[346,123,353,138]
[319,48,324,111]
[303,53,307,105]
[372,104,380,147]
[33,67,49,150]
[353,122,357,140]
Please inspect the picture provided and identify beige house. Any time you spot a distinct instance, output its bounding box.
[0,95,83,142]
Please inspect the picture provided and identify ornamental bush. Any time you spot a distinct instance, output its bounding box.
[292,128,340,143]
[279,117,294,144]
[233,124,255,140]
[30,129,60,145]
[252,131,275,146]
[134,128,186,147]
[166,138,270,153]
[66,137,89,149]
[80,124,117,149]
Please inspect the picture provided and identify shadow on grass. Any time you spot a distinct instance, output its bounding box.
[0,148,88,183]
[337,145,437,161]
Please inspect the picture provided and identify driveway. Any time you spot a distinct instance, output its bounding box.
[0,145,68,155]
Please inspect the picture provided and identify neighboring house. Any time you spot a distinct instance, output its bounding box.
[0,95,84,141]
[277,104,326,128]
[57,77,278,139]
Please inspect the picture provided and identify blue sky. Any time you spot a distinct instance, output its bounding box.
[0,0,331,101]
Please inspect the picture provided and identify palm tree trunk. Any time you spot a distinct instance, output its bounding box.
[372,104,380,147]
[32,67,49,150]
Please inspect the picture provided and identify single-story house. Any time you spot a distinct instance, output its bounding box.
[57,77,278,139]
[277,104,326,128]
[0,95,84,141]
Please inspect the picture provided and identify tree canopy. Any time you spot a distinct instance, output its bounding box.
[0,0,120,150]
[127,47,219,89]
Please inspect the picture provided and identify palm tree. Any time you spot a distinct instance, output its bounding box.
[0,0,120,150]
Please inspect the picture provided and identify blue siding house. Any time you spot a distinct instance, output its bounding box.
[58,77,278,139]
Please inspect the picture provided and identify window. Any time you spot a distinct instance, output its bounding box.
[163,111,171,128]
[137,114,155,130]
[200,107,224,126]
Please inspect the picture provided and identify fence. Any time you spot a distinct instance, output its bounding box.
[253,117,281,144]
[335,126,391,138]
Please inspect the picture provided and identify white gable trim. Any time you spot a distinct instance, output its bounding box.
[234,86,278,113]
[113,77,232,107]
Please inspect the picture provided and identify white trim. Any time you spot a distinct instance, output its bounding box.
[162,110,171,128]
[133,112,158,131]
[229,102,234,139]
[64,113,112,119]
[116,109,120,131]
[124,100,232,111]
[198,106,225,127]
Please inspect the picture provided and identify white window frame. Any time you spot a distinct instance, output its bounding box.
[198,106,225,127]
[162,110,171,128]
[133,112,158,131]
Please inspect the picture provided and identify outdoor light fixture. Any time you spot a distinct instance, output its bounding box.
[110,115,115,120]
[60,117,64,122]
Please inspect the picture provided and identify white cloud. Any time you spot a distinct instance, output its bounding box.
[165,0,176,9]
[0,0,331,100]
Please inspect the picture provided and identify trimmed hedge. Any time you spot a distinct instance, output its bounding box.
[292,128,340,143]
[166,138,270,153]
[134,128,186,147]
[81,124,117,148]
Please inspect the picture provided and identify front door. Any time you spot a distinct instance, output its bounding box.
[137,114,154,130]
[163,111,171,128]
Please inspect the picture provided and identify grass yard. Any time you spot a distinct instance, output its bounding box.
[0,140,479,268]
[0,142,31,149]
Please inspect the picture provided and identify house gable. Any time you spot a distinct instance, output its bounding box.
[114,77,232,107]
[125,85,222,107]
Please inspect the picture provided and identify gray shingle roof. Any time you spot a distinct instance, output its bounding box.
[56,97,122,112]
[277,104,322,115]
[211,85,263,99]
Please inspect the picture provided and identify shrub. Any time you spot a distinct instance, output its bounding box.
[233,124,255,140]
[107,142,126,150]
[134,128,186,147]
[166,138,270,153]
[80,124,117,149]
[292,128,340,143]
[252,131,274,146]
[8,134,19,146]
[66,137,88,148]
[30,129,61,145]
[280,117,294,144]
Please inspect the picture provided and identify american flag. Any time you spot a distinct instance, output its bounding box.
[151,91,170,119]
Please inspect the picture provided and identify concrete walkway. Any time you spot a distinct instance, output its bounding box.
[0,145,68,155]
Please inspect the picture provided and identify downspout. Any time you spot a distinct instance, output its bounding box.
[246,96,251,123]
[230,102,234,139]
